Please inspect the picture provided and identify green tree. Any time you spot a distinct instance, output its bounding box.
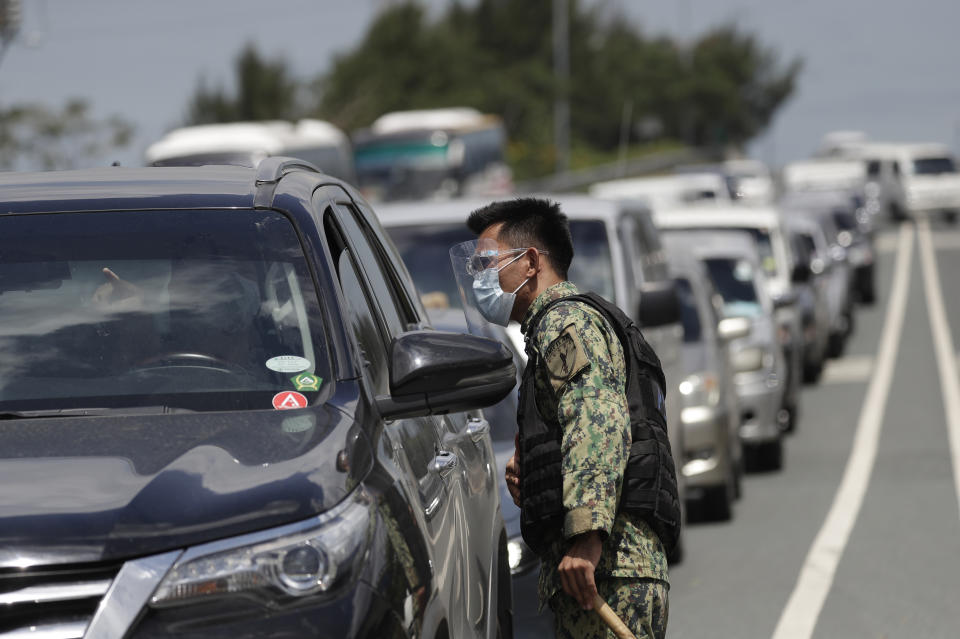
[236,1,800,178]
[185,43,298,124]
[684,25,802,148]
[0,99,133,171]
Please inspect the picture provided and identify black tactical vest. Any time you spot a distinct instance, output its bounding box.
[517,292,681,556]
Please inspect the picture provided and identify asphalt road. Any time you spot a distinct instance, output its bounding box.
[666,217,960,638]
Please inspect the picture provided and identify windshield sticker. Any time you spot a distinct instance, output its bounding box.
[272,391,308,410]
[290,373,322,391]
[266,355,311,373]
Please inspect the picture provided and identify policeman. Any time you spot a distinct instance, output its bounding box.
[455,198,674,639]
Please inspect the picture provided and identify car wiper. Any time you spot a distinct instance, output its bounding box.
[0,406,195,420]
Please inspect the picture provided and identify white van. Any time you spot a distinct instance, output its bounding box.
[589,173,732,209]
[144,120,355,182]
[781,158,867,194]
[376,195,688,557]
[824,140,960,223]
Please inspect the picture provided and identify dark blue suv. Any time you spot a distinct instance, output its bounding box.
[0,160,516,639]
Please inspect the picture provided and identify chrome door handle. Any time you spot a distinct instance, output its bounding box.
[428,450,459,478]
[465,417,490,442]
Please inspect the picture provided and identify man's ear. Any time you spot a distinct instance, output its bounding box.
[524,248,542,278]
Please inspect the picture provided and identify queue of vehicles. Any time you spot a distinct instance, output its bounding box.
[2,118,945,638]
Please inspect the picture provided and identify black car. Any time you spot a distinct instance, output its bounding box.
[0,160,517,639]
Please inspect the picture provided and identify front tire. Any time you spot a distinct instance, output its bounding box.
[703,482,734,522]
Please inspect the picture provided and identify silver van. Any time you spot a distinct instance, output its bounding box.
[664,235,746,519]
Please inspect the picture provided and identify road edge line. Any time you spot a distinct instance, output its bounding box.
[917,218,960,521]
[770,224,914,639]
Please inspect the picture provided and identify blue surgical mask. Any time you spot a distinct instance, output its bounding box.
[472,252,529,326]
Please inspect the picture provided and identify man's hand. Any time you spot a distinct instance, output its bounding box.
[92,267,143,312]
[505,433,521,507]
[558,530,603,610]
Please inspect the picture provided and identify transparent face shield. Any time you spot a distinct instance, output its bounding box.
[449,238,531,334]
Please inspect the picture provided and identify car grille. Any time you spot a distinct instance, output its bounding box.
[0,562,121,639]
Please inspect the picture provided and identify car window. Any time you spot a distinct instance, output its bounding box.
[568,220,616,303]
[913,156,956,175]
[386,223,471,312]
[704,257,763,318]
[692,226,779,278]
[0,209,330,412]
[336,249,390,394]
[335,204,414,337]
[388,218,618,307]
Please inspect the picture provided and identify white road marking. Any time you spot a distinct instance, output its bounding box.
[820,355,874,384]
[917,218,960,522]
[771,224,914,639]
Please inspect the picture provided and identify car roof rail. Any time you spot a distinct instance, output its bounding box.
[255,156,323,186]
[254,157,325,208]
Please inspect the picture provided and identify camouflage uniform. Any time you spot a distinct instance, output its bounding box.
[520,281,670,639]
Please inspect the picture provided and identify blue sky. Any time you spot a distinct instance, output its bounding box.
[4,0,959,170]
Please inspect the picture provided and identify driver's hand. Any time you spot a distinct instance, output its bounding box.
[92,267,144,312]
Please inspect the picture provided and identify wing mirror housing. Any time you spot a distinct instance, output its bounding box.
[772,290,798,310]
[717,316,751,342]
[376,330,517,420]
[637,280,681,328]
[790,262,812,284]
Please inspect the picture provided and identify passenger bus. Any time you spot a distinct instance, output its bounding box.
[352,107,512,201]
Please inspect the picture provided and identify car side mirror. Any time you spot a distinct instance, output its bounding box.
[376,330,517,420]
[637,280,681,328]
[790,262,812,284]
[717,316,751,342]
[772,291,798,310]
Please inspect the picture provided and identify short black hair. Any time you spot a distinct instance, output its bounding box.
[466,197,573,278]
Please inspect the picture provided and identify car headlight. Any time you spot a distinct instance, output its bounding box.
[731,347,775,375]
[151,488,374,609]
[678,373,720,408]
[507,536,539,576]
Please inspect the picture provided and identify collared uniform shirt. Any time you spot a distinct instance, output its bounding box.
[520,281,669,608]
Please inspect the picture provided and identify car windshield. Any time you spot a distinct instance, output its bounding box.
[694,226,779,278]
[0,209,329,413]
[675,277,702,343]
[913,156,956,175]
[386,219,617,310]
[703,257,763,318]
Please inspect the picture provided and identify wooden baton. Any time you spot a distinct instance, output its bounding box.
[593,593,637,639]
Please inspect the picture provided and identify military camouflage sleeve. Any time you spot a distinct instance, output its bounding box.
[534,302,630,540]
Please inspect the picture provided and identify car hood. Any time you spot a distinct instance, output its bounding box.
[0,405,368,568]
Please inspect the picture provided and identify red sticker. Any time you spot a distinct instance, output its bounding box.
[272,391,308,410]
